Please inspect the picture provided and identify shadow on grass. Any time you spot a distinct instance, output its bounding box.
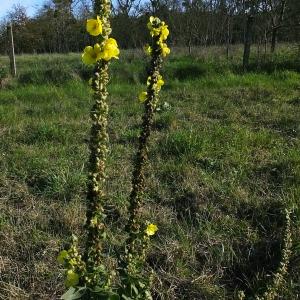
[221,201,286,297]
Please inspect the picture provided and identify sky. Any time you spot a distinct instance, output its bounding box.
[0,0,43,19]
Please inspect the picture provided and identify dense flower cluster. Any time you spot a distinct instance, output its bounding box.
[139,16,169,103]
[145,16,170,57]
[82,15,119,65]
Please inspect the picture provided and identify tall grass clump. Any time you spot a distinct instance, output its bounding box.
[57,0,170,298]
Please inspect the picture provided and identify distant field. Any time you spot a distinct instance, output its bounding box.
[0,47,300,299]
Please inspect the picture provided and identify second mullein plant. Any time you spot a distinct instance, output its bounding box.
[57,0,170,299]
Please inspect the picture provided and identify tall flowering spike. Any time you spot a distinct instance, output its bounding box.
[60,0,120,297]
[83,0,117,289]
[121,16,170,299]
[254,209,292,300]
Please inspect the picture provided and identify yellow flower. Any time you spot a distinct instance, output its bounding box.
[157,75,164,89]
[151,27,161,37]
[65,270,79,287]
[86,16,102,36]
[147,17,169,40]
[145,223,158,236]
[144,44,152,56]
[159,42,170,57]
[82,44,102,65]
[147,16,161,37]
[90,216,98,227]
[139,91,148,102]
[99,38,120,61]
[57,250,69,265]
[147,16,155,30]
[147,75,164,91]
[160,23,169,41]
[149,16,155,24]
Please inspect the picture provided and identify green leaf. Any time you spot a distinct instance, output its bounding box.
[108,294,120,300]
[130,284,139,296]
[61,287,86,300]
[90,289,120,300]
[121,295,133,300]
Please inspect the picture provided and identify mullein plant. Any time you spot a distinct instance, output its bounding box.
[119,17,170,299]
[236,209,293,300]
[57,0,120,298]
[57,11,170,300]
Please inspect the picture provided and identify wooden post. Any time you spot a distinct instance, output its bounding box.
[7,23,17,77]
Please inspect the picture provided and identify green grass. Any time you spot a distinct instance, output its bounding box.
[0,47,300,299]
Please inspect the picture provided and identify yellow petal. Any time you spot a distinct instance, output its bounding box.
[157,75,164,87]
[139,91,148,102]
[145,223,158,236]
[82,52,96,65]
[151,27,161,37]
[107,38,118,46]
[94,43,101,54]
[144,44,152,56]
[160,43,170,57]
[84,46,94,55]
[100,38,120,61]
[82,45,102,65]
[147,76,151,86]
[86,16,102,36]
[160,25,169,41]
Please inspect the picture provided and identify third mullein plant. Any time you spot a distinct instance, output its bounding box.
[57,0,170,297]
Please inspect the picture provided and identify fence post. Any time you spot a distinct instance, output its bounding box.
[7,23,17,77]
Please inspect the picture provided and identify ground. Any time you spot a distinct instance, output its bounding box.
[0,46,299,299]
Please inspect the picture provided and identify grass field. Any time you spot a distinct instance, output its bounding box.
[0,46,300,299]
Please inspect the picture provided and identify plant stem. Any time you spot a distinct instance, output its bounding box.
[126,36,163,266]
[85,60,109,274]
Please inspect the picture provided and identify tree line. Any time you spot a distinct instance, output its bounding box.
[0,0,299,64]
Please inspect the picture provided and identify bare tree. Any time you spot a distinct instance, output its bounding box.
[267,0,287,53]
[242,0,263,70]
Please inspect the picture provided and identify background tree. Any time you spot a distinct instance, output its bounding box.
[0,0,299,55]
